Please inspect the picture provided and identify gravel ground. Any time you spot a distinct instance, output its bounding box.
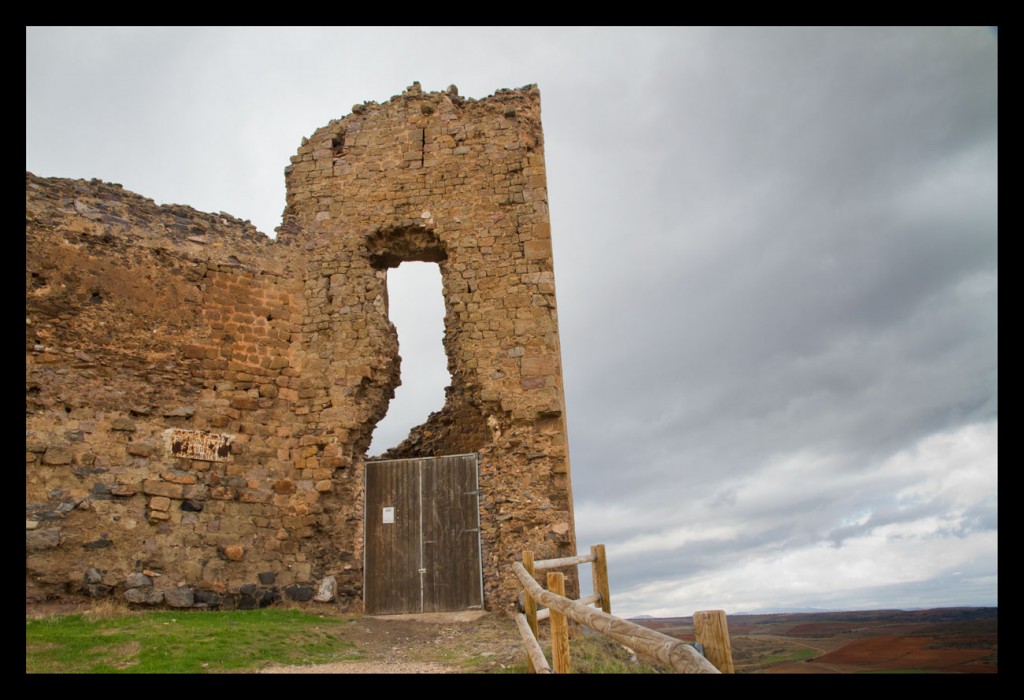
[257,610,527,674]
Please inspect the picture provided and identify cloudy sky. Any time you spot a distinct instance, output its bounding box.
[26,27,997,617]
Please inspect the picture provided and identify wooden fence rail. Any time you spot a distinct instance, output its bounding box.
[511,545,732,674]
[514,612,552,673]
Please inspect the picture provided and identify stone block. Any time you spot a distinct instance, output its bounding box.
[193,589,222,607]
[125,439,156,458]
[314,575,336,602]
[160,471,197,485]
[164,587,195,608]
[26,528,60,552]
[143,480,184,499]
[238,489,270,503]
[219,544,245,561]
[520,376,546,390]
[258,588,281,607]
[124,587,164,605]
[273,479,297,494]
[182,484,209,499]
[521,355,553,376]
[41,447,72,465]
[524,239,551,259]
[284,584,314,602]
[210,486,235,500]
[229,396,259,410]
[84,583,113,597]
[125,573,153,588]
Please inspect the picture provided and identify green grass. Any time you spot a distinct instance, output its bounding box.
[26,608,362,674]
[763,647,816,664]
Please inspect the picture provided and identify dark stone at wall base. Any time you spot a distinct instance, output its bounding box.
[258,588,281,607]
[124,587,164,605]
[236,593,258,610]
[84,583,112,597]
[284,584,314,602]
[258,571,276,585]
[193,589,221,607]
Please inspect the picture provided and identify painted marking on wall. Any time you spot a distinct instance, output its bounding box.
[164,429,233,462]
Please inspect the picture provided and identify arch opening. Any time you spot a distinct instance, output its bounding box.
[367,261,450,456]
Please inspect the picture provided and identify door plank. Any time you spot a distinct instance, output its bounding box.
[364,459,422,614]
[422,455,483,612]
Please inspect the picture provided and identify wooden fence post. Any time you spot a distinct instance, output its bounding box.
[512,562,719,673]
[693,609,734,673]
[548,572,571,674]
[590,544,611,614]
[522,550,539,673]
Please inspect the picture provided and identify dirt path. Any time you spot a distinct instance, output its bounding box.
[258,610,527,674]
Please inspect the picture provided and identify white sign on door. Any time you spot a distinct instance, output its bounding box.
[382,506,395,524]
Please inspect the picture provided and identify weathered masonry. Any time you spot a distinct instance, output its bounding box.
[26,83,577,613]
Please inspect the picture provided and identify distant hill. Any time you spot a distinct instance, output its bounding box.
[630,607,997,674]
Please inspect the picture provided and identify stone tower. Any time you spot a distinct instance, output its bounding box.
[26,83,576,612]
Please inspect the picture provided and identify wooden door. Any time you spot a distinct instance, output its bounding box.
[364,454,483,614]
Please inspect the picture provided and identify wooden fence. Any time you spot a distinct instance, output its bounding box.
[512,545,733,674]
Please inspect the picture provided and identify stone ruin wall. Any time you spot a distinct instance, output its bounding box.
[26,83,576,613]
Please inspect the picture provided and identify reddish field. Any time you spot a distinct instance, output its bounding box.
[634,607,997,674]
[812,635,994,673]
